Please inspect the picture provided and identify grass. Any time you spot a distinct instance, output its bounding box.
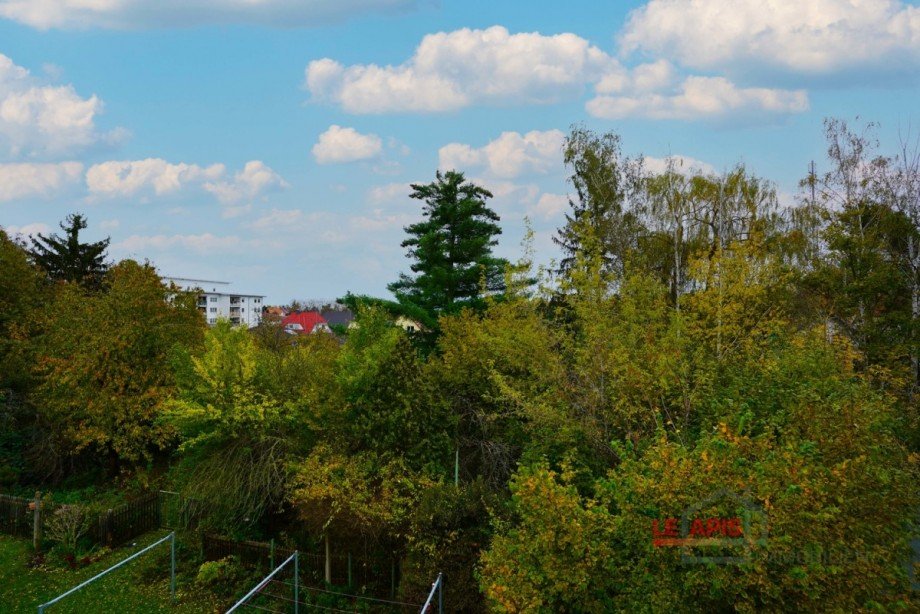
[0,531,222,613]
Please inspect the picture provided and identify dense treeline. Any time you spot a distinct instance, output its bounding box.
[0,119,918,611]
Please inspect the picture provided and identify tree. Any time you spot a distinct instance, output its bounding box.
[389,171,507,323]
[28,214,110,289]
[32,260,203,479]
[554,126,642,277]
[0,229,46,392]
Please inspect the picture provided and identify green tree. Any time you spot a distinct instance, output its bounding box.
[32,260,203,478]
[28,214,110,289]
[163,321,310,529]
[389,170,508,324]
[554,126,641,277]
[0,230,48,484]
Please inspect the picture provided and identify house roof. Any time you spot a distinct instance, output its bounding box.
[320,309,355,327]
[281,311,327,334]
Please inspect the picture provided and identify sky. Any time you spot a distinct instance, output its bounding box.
[0,0,918,304]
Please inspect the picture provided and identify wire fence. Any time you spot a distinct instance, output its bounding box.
[227,551,429,614]
[202,534,401,600]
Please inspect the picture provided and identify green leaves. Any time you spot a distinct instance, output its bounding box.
[388,170,508,326]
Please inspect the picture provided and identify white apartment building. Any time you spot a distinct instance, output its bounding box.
[163,277,264,328]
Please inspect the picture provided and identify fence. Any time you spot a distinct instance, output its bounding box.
[202,534,400,598]
[0,493,33,539]
[0,490,162,549]
[90,491,161,546]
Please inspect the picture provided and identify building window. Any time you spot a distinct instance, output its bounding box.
[208,318,216,324]
[210,307,217,313]
[210,296,217,302]
[241,308,245,312]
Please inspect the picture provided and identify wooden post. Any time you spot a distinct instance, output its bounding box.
[105,509,114,546]
[32,491,41,551]
[347,552,352,587]
[324,534,332,584]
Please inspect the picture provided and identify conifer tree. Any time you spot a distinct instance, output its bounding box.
[29,213,109,289]
[389,170,507,322]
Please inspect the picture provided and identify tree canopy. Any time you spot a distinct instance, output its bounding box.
[28,213,110,289]
[389,170,508,324]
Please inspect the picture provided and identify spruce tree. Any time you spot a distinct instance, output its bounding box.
[389,170,507,323]
[29,214,110,289]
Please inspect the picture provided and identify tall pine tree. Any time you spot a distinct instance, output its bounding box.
[29,214,110,289]
[389,171,507,325]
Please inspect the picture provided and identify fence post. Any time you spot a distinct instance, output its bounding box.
[170,532,176,603]
[347,551,352,587]
[324,534,331,584]
[390,559,395,598]
[32,491,41,551]
[105,509,114,546]
[293,551,299,614]
[438,572,443,614]
[270,538,275,570]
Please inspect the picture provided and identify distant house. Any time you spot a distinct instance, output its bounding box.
[320,308,356,330]
[281,311,331,335]
[395,316,423,333]
[163,276,264,328]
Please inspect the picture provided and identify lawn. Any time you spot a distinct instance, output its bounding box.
[0,531,222,613]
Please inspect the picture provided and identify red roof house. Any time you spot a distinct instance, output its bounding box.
[281,311,330,335]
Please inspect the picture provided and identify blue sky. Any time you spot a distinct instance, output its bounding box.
[1,0,918,303]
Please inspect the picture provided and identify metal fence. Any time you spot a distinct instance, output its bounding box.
[0,493,33,539]
[202,534,400,598]
[0,490,163,548]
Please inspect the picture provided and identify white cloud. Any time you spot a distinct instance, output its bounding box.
[367,182,411,204]
[440,130,565,179]
[0,0,419,29]
[86,158,286,206]
[0,53,118,158]
[587,76,808,120]
[312,125,383,163]
[0,161,83,201]
[86,158,224,198]
[528,193,569,220]
[642,154,716,176]
[619,0,920,77]
[99,218,120,230]
[306,26,618,113]
[595,59,678,94]
[204,160,288,203]
[4,221,50,237]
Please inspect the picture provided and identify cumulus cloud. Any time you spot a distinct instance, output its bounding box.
[3,221,51,237]
[305,25,809,121]
[587,76,808,120]
[0,0,419,29]
[312,125,383,163]
[619,0,920,77]
[86,158,224,198]
[204,160,288,203]
[367,182,411,204]
[86,158,287,206]
[0,161,83,202]
[642,154,716,175]
[439,129,565,179]
[306,26,618,113]
[528,193,569,220]
[0,53,118,158]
